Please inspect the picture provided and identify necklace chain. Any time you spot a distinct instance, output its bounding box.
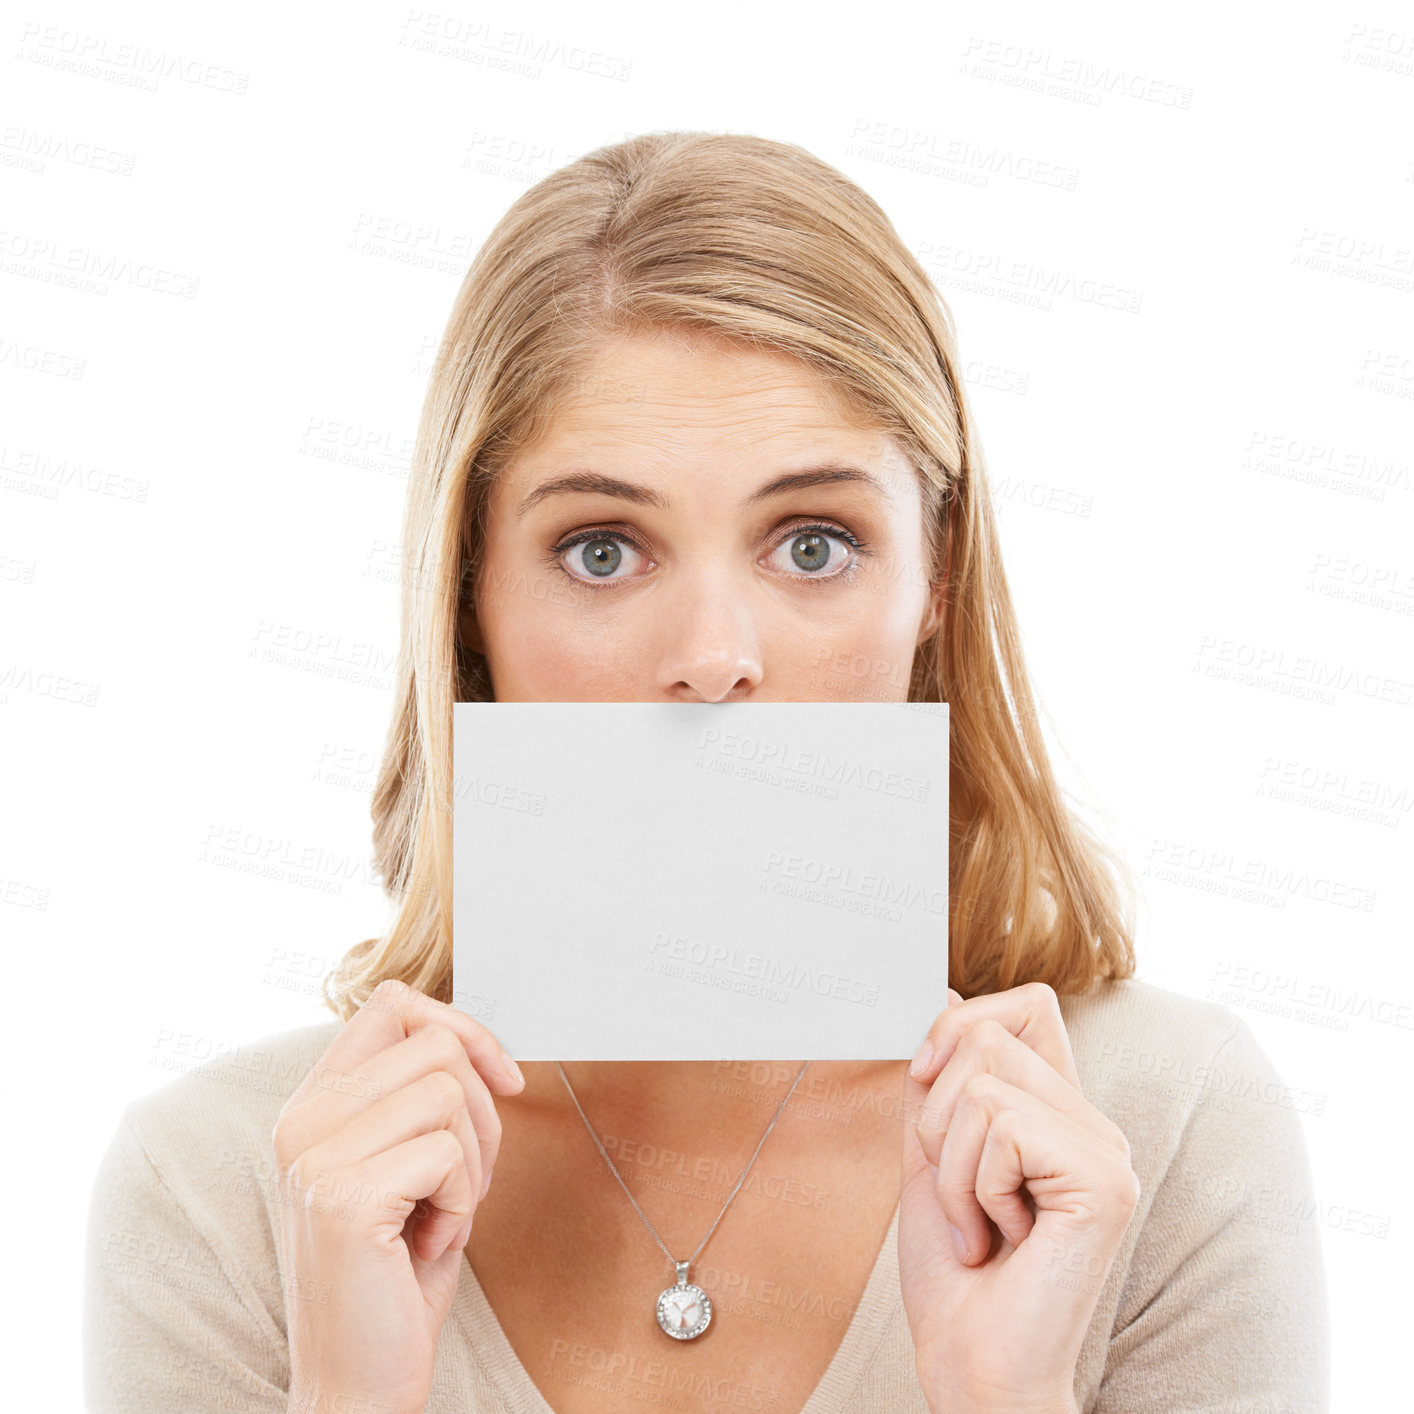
[555,1059,812,1271]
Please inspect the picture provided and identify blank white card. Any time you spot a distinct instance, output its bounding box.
[452,702,949,1060]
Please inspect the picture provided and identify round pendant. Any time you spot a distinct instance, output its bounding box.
[657,1261,712,1339]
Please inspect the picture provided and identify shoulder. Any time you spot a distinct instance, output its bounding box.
[1057,974,1243,1071]
[1055,976,1324,1271]
[104,1019,344,1266]
[86,1019,346,1388]
[1058,976,1243,1108]
[125,1020,345,1184]
[1051,988,1331,1404]
[1054,976,1312,1177]
[128,1018,346,1134]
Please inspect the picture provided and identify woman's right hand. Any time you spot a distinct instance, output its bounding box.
[272,978,525,1414]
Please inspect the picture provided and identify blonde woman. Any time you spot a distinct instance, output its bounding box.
[84,131,1329,1414]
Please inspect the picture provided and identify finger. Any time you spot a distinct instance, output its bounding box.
[344,1128,476,1263]
[286,979,523,1114]
[279,1023,503,1203]
[311,1068,481,1189]
[365,1024,503,1202]
[935,1072,1037,1262]
[938,1074,1134,1265]
[300,1069,484,1253]
[911,981,1078,1089]
[910,1016,1108,1169]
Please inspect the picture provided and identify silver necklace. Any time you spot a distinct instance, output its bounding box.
[555,1059,812,1340]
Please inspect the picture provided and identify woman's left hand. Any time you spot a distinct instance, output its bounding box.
[898,982,1141,1414]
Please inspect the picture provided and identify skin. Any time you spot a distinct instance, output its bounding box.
[460,322,947,1134]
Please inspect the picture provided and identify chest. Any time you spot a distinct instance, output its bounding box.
[464,1092,904,1414]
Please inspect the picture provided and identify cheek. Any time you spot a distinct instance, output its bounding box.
[781,576,930,700]
[510,628,611,698]
[477,577,625,698]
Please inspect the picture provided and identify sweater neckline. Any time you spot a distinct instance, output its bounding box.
[451,1196,903,1414]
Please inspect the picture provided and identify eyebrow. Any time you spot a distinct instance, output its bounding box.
[514,463,894,518]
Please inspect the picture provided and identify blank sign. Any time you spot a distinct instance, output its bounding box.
[452,702,949,1060]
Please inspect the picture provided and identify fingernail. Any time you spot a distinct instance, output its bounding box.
[456,1214,474,1248]
[950,1224,968,1263]
[909,1040,934,1079]
[481,1168,494,1200]
[500,1050,524,1087]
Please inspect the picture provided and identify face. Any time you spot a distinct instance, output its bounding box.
[462,327,946,703]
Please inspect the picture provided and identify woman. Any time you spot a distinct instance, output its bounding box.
[84,131,1329,1413]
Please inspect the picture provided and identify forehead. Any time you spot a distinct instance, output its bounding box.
[511,327,901,472]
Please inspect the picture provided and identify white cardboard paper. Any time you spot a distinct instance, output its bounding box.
[452,702,949,1060]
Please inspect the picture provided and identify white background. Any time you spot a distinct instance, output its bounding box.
[3,2,1409,1408]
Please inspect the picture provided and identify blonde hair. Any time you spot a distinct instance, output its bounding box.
[322,129,1136,1021]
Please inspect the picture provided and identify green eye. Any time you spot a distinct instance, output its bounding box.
[549,530,648,585]
[769,523,867,582]
[789,532,832,572]
[577,538,623,578]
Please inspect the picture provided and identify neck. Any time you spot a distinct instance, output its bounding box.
[511,1057,906,1150]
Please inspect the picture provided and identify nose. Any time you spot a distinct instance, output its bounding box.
[654,572,765,702]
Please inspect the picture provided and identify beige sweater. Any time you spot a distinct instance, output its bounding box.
[83,979,1330,1412]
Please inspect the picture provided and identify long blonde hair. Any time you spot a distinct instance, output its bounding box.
[322,129,1136,1021]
